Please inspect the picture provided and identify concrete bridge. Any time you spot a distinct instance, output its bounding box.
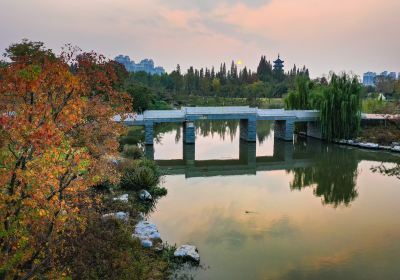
[116,106,394,145]
[120,107,321,144]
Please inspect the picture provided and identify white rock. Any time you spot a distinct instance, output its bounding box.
[110,159,120,165]
[391,146,400,152]
[133,221,161,248]
[380,145,392,150]
[102,211,129,222]
[358,142,379,149]
[174,245,200,263]
[139,190,152,201]
[141,239,153,248]
[113,194,129,202]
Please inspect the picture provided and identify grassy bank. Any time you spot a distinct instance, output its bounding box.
[358,123,400,145]
[170,96,284,109]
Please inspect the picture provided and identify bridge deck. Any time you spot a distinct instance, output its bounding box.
[118,107,321,125]
[114,106,397,127]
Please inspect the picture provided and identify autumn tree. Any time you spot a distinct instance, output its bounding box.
[0,40,131,279]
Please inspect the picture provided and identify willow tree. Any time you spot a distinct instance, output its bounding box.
[320,73,361,141]
[284,75,311,109]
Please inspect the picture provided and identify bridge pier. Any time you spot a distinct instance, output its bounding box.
[273,139,294,161]
[144,145,154,160]
[239,117,257,142]
[183,143,195,166]
[239,140,257,166]
[307,121,322,139]
[144,121,154,145]
[183,121,195,144]
[274,119,295,141]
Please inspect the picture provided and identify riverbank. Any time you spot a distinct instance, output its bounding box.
[334,122,400,153]
[52,155,176,279]
[358,123,400,146]
[80,147,201,279]
[171,96,284,109]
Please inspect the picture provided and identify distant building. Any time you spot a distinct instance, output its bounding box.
[362,70,399,86]
[273,54,284,72]
[363,72,376,86]
[388,72,397,80]
[114,55,165,75]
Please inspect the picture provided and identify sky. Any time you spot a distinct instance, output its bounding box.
[1,0,399,77]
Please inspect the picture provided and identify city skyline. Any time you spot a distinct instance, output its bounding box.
[1,0,400,78]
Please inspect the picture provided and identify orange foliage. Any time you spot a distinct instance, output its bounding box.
[0,41,131,279]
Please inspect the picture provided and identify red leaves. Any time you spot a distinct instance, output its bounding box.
[0,41,132,278]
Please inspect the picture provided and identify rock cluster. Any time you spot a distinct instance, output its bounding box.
[174,245,200,263]
[109,193,201,263]
[337,139,400,152]
[132,221,161,248]
[102,211,129,222]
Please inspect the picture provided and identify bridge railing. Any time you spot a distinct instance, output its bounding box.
[185,106,257,115]
[143,109,185,119]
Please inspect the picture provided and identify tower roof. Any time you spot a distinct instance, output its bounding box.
[273,54,284,64]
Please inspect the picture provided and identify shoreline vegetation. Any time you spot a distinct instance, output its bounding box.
[0,40,191,280]
[1,39,399,279]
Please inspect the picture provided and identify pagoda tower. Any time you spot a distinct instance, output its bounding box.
[273,54,284,72]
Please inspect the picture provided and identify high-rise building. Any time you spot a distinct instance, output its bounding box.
[380,71,388,77]
[114,55,165,75]
[388,72,397,80]
[363,72,376,86]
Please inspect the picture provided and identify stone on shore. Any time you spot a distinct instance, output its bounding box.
[174,245,200,263]
[380,145,392,150]
[391,146,400,152]
[102,211,129,222]
[358,142,379,149]
[113,194,129,202]
[133,221,161,248]
[139,190,152,201]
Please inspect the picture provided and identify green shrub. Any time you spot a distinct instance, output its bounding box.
[123,145,143,159]
[120,127,144,146]
[151,186,168,197]
[136,159,162,178]
[120,161,161,191]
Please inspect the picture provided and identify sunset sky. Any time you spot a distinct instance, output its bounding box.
[1,0,399,77]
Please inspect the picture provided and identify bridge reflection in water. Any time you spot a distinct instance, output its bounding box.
[145,138,324,178]
[145,137,400,179]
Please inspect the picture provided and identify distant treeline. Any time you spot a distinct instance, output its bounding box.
[120,56,310,110]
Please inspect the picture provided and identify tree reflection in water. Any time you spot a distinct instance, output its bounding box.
[371,163,400,180]
[289,145,359,207]
[150,121,372,207]
[195,120,238,142]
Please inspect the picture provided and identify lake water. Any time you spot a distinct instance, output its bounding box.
[147,121,400,280]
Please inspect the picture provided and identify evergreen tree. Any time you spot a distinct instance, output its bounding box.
[257,55,272,82]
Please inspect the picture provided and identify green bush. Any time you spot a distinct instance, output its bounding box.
[151,186,168,197]
[136,159,162,178]
[123,145,143,159]
[120,160,161,191]
[120,127,144,146]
